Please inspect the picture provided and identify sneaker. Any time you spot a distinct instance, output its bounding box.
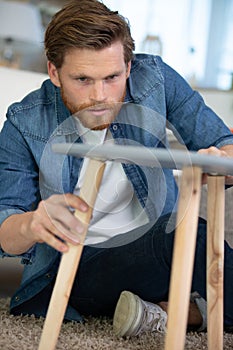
[190,291,207,331]
[113,290,167,337]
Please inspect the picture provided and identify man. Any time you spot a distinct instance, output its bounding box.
[0,0,233,338]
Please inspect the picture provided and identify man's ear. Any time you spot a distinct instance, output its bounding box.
[47,61,61,87]
[126,61,131,78]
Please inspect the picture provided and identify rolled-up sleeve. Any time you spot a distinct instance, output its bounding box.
[0,119,40,211]
[0,118,40,263]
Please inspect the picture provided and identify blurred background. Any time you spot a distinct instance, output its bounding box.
[0,0,233,90]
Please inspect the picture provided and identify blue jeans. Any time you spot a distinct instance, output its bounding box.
[70,214,233,327]
[12,214,233,327]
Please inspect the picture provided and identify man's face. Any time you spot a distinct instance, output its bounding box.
[48,41,131,130]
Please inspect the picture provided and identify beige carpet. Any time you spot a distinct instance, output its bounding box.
[1,298,233,349]
[1,185,233,349]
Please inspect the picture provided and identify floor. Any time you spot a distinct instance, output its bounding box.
[0,257,23,298]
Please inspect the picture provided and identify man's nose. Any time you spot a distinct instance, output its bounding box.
[90,81,106,102]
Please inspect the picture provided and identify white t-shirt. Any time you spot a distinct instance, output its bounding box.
[73,120,149,245]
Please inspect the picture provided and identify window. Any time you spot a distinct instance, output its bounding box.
[104,0,233,90]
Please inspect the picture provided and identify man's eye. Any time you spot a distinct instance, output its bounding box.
[106,75,117,81]
[78,77,88,82]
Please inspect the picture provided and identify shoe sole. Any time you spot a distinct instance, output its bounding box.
[113,291,142,337]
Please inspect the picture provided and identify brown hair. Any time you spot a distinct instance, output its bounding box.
[44,0,135,68]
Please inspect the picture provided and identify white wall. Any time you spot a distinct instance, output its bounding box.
[0,67,48,130]
[198,89,233,128]
[103,0,211,81]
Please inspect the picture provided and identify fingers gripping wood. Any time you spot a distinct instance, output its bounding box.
[38,159,106,350]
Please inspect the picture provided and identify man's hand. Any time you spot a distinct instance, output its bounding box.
[0,193,89,255]
[26,193,89,253]
[198,145,233,184]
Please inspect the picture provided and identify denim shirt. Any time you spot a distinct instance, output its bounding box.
[0,54,233,319]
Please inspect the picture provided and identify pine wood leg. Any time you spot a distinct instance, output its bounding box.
[207,175,225,350]
[38,159,106,350]
[165,166,202,350]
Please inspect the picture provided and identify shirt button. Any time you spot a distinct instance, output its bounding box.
[46,273,51,278]
[112,124,118,131]
[15,296,20,301]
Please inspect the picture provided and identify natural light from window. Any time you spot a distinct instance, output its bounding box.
[104,0,233,90]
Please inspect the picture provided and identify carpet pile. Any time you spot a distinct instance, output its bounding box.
[1,298,233,349]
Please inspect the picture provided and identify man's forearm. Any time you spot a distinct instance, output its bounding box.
[220,144,233,158]
[0,212,37,255]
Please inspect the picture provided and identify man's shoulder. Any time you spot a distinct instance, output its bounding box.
[7,79,55,115]
[5,79,63,139]
[131,53,164,71]
[126,54,165,103]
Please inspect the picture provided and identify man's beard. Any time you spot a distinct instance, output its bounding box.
[60,85,126,131]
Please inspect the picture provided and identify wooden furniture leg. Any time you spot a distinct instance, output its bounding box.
[207,175,225,350]
[165,166,202,350]
[38,159,106,350]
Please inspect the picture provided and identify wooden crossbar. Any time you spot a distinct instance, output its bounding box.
[38,161,225,350]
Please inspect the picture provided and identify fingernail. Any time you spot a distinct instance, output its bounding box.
[67,233,80,244]
[80,203,88,211]
[60,244,69,252]
[71,237,80,244]
[76,224,84,234]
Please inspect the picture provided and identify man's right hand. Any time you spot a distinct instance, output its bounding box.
[0,193,89,255]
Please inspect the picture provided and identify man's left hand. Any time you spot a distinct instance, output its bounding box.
[198,145,233,185]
